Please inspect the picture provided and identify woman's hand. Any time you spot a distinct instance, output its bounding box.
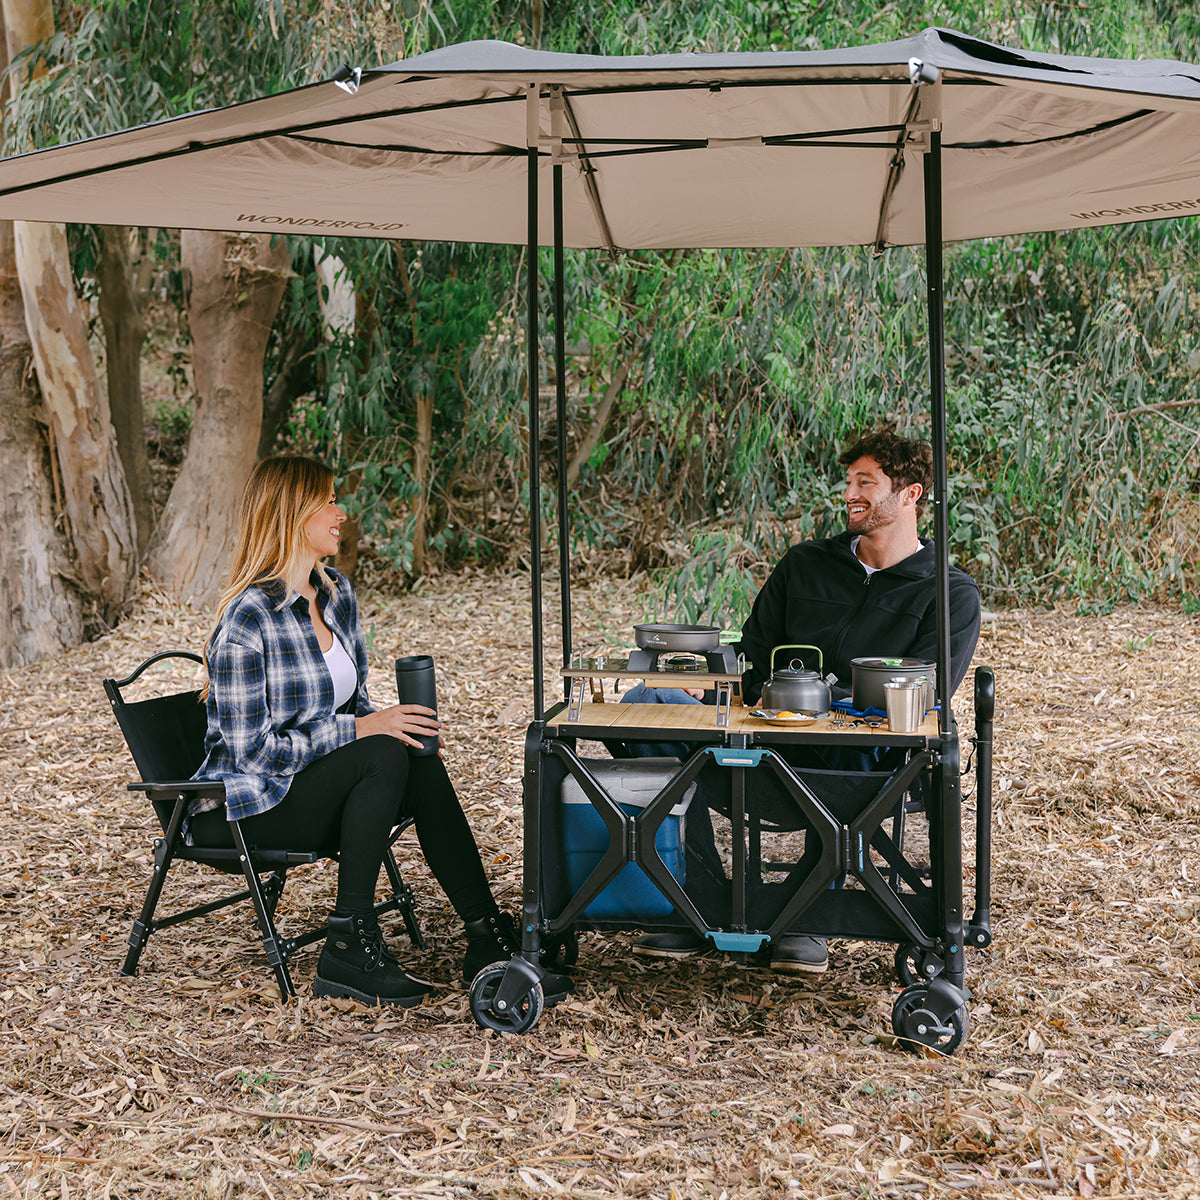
[356,704,441,751]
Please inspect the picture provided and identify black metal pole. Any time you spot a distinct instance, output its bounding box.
[925,124,967,992]
[923,129,952,734]
[554,163,572,682]
[527,92,544,721]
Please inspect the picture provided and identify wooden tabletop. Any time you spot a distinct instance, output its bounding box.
[545,701,940,740]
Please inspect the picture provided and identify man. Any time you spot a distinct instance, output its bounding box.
[626,428,982,973]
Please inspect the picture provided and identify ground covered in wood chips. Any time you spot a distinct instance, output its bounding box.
[2,569,1199,1199]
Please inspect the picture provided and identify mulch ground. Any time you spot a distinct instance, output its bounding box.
[1,568,1198,1198]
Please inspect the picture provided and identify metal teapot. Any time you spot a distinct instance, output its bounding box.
[760,644,838,714]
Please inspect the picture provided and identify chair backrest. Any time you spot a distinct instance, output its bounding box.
[104,652,210,829]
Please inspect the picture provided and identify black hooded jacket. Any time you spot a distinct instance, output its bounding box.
[737,532,981,705]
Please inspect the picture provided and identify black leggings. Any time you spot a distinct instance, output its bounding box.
[190,735,495,921]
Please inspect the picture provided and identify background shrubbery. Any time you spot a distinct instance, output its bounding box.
[10,0,1200,627]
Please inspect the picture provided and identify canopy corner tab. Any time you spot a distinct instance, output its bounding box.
[526,81,545,149]
[872,62,944,254]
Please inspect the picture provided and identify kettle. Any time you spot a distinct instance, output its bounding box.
[760,644,838,714]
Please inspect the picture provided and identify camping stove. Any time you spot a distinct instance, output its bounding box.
[624,644,740,674]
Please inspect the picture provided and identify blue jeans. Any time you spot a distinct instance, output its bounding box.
[612,681,706,760]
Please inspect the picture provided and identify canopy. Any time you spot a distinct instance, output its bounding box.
[0,28,1199,249]
[3,28,1199,722]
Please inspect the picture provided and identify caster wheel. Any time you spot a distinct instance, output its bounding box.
[891,985,969,1054]
[540,930,579,972]
[469,963,544,1034]
[894,943,941,987]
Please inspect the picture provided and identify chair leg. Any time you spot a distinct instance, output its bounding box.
[121,835,176,977]
[229,821,298,1001]
[121,795,193,978]
[261,869,288,919]
[382,847,425,950]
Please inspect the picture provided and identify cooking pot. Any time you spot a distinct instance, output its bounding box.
[633,623,721,653]
[851,657,935,712]
[760,644,838,714]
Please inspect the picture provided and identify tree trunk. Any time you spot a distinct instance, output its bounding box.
[257,320,311,459]
[146,230,290,604]
[12,221,138,624]
[411,392,434,577]
[97,224,152,559]
[4,0,136,626]
[566,350,634,488]
[396,242,435,578]
[0,0,82,666]
[0,222,83,667]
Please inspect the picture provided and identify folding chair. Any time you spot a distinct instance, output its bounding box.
[104,650,424,1000]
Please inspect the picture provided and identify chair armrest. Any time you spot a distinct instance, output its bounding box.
[129,780,226,801]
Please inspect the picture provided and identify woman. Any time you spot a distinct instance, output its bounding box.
[189,456,517,1007]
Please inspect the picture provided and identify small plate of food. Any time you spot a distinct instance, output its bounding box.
[749,708,823,722]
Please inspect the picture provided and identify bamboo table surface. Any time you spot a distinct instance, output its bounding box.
[545,701,940,741]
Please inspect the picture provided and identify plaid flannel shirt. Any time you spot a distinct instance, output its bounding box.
[192,567,374,822]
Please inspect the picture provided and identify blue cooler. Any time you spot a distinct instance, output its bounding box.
[560,759,694,920]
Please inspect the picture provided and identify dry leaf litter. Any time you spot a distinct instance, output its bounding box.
[1,568,1198,1199]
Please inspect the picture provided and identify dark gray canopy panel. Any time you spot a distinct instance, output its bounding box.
[0,28,1199,248]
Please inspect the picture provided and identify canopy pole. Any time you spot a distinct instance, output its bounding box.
[553,162,572,682]
[526,84,545,720]
[922,128,952,734]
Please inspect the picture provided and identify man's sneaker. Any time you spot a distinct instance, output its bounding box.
[632,930,708,959]
[770,935,828,975]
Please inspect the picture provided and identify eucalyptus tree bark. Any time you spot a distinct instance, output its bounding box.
[313,247,365,579]
[397,243,434,578]
[146,230,290,604]
[0,222,83,666]
[4,0,136,625]
[0,1,81,665]
[11,222,137,623]
[257,321,311,459]
[97,224,153,559]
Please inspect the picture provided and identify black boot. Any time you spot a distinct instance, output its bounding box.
[462,910,519,984]
[462,911,574,1004]
[314,913,429,1007]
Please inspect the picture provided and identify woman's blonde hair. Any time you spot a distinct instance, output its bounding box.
[205,456,336,674]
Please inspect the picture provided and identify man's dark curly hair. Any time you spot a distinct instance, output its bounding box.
[838,427,934,519]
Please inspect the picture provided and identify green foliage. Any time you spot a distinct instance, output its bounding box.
[8,0,1200,611]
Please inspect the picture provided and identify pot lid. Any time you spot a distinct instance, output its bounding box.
[851,656,934,670]
[635,622,721,634]
[774,665,821,679]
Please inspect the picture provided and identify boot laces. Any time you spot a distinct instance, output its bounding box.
[351,915,397,972]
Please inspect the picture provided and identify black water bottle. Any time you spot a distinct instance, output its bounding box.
[394,654,439,757]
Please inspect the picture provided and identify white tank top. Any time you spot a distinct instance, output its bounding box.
[322,636,358,709]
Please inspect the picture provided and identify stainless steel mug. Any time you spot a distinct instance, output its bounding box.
[884,679,923,733]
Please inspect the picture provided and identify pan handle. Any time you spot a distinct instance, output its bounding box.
[769,644,823,675]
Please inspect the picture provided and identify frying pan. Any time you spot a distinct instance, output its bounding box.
[633,623,722,653]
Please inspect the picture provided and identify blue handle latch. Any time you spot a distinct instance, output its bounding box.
[708,747,770,768]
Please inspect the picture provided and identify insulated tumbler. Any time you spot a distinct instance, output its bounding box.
[394,654,439,756]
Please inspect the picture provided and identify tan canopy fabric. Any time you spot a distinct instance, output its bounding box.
[0,27,1199,249]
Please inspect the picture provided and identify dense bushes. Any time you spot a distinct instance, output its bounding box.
[9,0,1200,621]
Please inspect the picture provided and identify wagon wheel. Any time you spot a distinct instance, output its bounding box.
[469,963,543,1034]
[891,985,970,1055]
[894,943,941,987]
[540,930,579,972]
